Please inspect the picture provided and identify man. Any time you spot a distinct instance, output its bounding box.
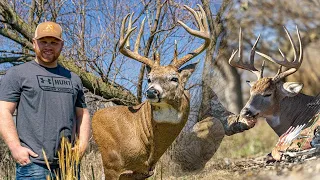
[0,21,91,179]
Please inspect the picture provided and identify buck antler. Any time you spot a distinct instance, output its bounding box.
[255,26,303,82]
[119,13,155,67]
[172,4,211,68]
[228,28,264,79]
[119,4,211,69]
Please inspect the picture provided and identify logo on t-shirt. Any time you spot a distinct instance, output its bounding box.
[37,75,73,93]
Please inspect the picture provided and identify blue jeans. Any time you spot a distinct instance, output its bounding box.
[16,162,81,180]
[16,162,59,180]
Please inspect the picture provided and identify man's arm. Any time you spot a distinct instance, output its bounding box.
[75,107,91,158]
[0,101,38,165]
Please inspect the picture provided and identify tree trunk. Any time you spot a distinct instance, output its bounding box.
[59,58,138,105]
[166,0,252,172]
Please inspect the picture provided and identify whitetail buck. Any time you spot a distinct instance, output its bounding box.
[229,27,319,160]
[92,5,211,179]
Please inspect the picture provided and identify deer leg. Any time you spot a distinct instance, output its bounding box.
[100,149,124,180]
[103,168,121,180]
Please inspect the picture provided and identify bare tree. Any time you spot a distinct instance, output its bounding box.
[0,0,198,106]
[0,0,138,105]
[225,0,320,98]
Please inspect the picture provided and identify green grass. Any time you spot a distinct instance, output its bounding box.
[213,120,278,159]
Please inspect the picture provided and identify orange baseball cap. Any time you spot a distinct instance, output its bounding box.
[34,21,63,41]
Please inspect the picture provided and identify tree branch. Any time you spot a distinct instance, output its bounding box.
[28,0,36,25]
[0,27,34,50]
[0,0,34,40]
[0,50,33,56]
[59,57,138,105]
[0,0,138,106]
[0,56,34,64]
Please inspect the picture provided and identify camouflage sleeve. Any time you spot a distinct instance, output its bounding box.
[205,89,255,136]
[223,115,255,136]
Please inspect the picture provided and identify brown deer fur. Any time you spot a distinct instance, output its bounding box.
[92,4,212,179]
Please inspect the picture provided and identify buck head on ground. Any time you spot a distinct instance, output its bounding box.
[92,4,211,180]
[229,26,318,136]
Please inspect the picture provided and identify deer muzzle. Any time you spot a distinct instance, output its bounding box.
[146,87,160,101]
[241,107,254,118]
[240,107,259,119]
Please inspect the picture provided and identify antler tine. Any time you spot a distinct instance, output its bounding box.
[228,28,262,79]
[255,26,303,82]
[134,17,146,53]
[173,4,211,68]
[154,52,160,66]
[119,14,155,67]
[126,13,134,47]
[120,14,133,47]
[260,61,265,79]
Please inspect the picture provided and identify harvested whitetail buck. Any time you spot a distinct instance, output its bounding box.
[229,26,319,138]
[229,27,320,160]
[92,5,211,180]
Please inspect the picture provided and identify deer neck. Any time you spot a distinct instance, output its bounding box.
[149,91,190,164]
[267,93,316,136]
[151,91,190,124]
[134,91,190,171]
[152,104,181,124]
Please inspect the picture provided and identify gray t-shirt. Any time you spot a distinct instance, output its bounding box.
[0,60,87,165]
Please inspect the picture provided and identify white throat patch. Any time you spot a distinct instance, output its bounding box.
[152,105,182,124]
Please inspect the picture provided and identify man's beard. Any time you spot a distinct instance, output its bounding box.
[35,48,59,63]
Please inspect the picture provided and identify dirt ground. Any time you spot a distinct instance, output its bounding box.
[2,140,320,180]
[164,155,320,180]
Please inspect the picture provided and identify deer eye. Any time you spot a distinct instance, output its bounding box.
[263,94,272,97]
[147,78,151,83]
[170,77,179,82]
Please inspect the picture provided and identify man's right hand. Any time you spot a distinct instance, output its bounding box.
[11,145,38,166]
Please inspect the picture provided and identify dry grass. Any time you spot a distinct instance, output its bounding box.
[79,145,104,180]
[0,120,277,179]
[0,138,15,179]
[43,137,80,180]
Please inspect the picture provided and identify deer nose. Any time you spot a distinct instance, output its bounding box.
[146,88,159,99]
[241,108,254,118]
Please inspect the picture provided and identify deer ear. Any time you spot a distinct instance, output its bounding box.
[178,62,198,81]
[281,82,303,97]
